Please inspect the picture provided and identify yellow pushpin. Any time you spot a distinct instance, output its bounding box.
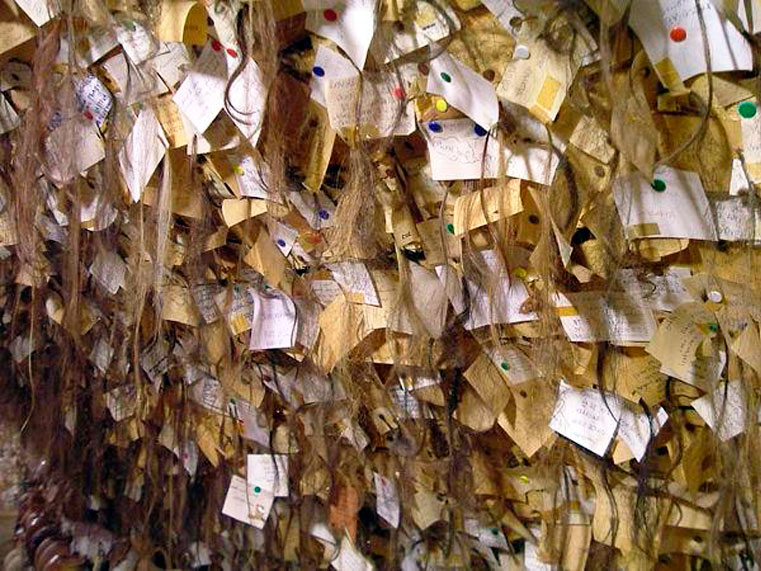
[435,98,448,113]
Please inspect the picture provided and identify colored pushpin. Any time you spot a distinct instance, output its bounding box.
[669,26,687,42]
[738,101,757,119]
[211,40,222,52]
[312,66,325,77]
[440,72,452,83]
[474,124,488,137]
[428,121,442,133]
[318,209,330,220]
[500,362,509,371]
[651,178,667,192]
[253,486,261,493]
[277,239,286,248]
[324,8,338,21]
[435,98,448,112]
[446,223,454,234]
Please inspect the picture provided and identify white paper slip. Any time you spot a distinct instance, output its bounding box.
[613,166,717,241]
[221,474,274,529]
[118,107,168,202]
[423,118,559,183]
[549,380,622,456]
[247,454,289,497]
[554,291,657,344]
[712,196,761,242]
[305,0,376,69]
[173,41,238,135]
[310,45,358,108]
[325,74,415,138]
[225,57,267,143]
[373,472,400,528]
[426,49,499,129]
[616,267,693,312]
[14,0,59,27]
[463,249,537,330]
[370,2,460,63]
[483,344,538,385]
[464,519,508,550]
[618,406,668,461]
[104,384,137,422]
[328,261,380,306]
[629,0,752,83]
[0,95,19,135]
[75,74,113,129]
[90,250,127,295]
[248,287,298,351]
[331,534,375,571]
[692,381,747,441]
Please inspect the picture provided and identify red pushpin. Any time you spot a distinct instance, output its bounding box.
[324,8,338,21]
[669,26,686,42]
[211,40,222,52]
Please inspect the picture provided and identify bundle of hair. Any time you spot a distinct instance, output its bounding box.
[0,0,760,568]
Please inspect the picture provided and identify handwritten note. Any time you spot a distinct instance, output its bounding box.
[423,118,559,183]
[550,380,621,456]
[248,287,298,350]
[692,381,747,441]
[613,166,717,241]
[118,107,168,202]
[629,0,752,83]
[305,0,376,69]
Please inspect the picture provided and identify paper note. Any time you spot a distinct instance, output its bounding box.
[173,41,233,135]
[426,48,499,129]
[613,166,717,241]
[247,453,289,497]
[325,74,415,138]
[423,118,559,183]
[554,291,657,344]
[305,0,376,69]
[13,0,58,26]
[105,384,137,422]
[248,287,298,350]
[374,472,400,528]
[119,107,168,202]
[629,0,752,84]
[463,250,537,330]
[618,406,668,461]
[222,474,274,528]
[90,251,127,295]
[310,45,359,108]
[549,380,622,456]
[692,381,747,441]
[327,261,380,306]
[226,57,267,143]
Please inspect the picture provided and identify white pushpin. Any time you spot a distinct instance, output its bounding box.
[707,290,723,303]
[514,45,530,60]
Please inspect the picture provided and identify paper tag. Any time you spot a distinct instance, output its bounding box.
[549,380,621,456]
[426,48,499,129]
[613,166,717,241]
[105,384,137,422]
[554,291,657,344]
[305,0,376,69]
[118,107,168,202]
[373,472,400,527]
[692,381,747,441]
[13,0,59,26]
[618,406,668,461]
[328,261,380,306]
[310,45,359,108]
[629,0,752,83]
[423,118,559,183]
[247,453,289,497]
[222,474,274,528]
[89,251,127,295]
[248,287,298,350]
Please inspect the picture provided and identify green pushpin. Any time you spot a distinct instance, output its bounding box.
[500,362,509,371]
[440,72,452,83]
[708,323,719,333]
[491,528,500,535]
[253,485,261,493]
[739,101,757,119]
[651,178,667,192]
[446,223,455,234]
